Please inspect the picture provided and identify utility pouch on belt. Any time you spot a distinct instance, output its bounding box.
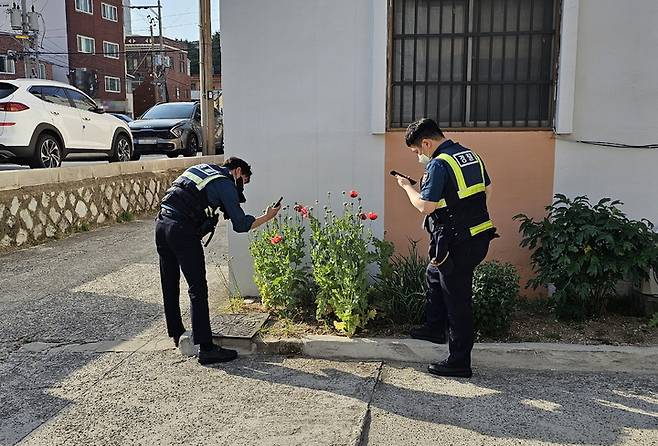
[198,210,219,247]
[424,214,454,275]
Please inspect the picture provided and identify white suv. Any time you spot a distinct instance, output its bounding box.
[0,79,133,168]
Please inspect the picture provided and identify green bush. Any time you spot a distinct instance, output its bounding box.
[249,210,309,317]
[372,240,428,325]
[309,195,383,336]
[516,195,658,321]
[472,261,520,338]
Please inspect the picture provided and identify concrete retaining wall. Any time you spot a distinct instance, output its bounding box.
[0,156,223,252]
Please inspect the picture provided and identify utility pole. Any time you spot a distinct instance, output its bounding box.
[7,0,40,78]
[157,0,167,102]
[131,3,167,102]
[199,0,215,155]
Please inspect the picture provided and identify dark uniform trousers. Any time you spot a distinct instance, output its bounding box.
[425,234,490,367]
[155,213,212,345]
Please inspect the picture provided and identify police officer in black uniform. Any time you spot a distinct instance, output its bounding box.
[395,118,496,378]
[156,157,280,365]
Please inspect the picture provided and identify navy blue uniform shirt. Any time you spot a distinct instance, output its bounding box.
[420,139,491,203]
[205,176,255,233]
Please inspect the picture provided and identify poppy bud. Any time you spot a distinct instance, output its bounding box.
[350,190,359,198]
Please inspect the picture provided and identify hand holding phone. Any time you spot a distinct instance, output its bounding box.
[272,196,283,208]
[390,170,417,186]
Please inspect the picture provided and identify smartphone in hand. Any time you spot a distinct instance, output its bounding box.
[273,196,283,208]
[390,170,417,186]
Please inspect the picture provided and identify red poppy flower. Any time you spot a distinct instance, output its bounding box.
[349,190,359,198]
[300,206,309,217]
[368,212,378,220]
[359,213,367,220]
[271,235,283,244]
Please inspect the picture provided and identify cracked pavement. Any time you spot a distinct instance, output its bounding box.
[1,218,657,445]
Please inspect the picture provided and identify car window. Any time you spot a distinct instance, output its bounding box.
[28,86,43,99]
[41,87,73,107]
[141,103,195,120]
[0,82,17,99]
[66,89,97,111]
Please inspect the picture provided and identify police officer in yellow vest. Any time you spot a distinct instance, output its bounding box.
[156,157,280,365]
[395,118,496,378]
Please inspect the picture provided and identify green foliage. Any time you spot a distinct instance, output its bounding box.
[309,199,381,336]
[117,211,134,223]
[78,222,91,232]
[472,261,520,338]
[516,195,658,321]
[649,312,658,329]
[249,212,309,317]
[372,240,428,325]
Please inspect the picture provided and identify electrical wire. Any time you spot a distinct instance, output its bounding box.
[576,140,658,150]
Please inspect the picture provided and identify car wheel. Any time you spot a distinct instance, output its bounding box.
[166,153,179,158]
[30,133,63,169]
[184,134,199,157]
[130,151,141,161]
[109,134,132,163]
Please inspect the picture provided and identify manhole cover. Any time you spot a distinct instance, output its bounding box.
[211,313,270,339]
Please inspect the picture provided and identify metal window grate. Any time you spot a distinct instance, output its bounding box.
[389,0,558,129]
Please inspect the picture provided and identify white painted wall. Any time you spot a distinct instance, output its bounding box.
[220,0,388,295]
[554,0,658,224]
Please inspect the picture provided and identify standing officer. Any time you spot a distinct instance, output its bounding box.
[395,118,496,378]
[156,157,280,365]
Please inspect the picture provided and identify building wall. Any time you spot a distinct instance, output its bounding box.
[65,0,126,109]
[0,35,54,80]
[385,131,556,292]
[220,0,387,295]
[553,0,658,225]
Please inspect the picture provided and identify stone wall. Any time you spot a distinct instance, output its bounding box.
[0,156,224,252]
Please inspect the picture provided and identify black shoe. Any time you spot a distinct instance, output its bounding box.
[198,345,238,365]
[427,360,472,378]
[410,325,446,344]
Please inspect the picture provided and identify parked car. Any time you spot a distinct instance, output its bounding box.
[129,101,223,160]
[110,113,134,124]
[0,79,133,168]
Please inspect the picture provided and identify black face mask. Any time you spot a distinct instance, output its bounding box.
[235,177,246,203]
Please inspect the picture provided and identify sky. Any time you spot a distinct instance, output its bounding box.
[128,0,220,41]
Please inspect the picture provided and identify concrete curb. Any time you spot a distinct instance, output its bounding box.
[179,332,658,373]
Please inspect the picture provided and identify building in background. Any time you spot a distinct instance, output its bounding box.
[0,33,53,80]
[190,74,221,100]
[125,35,191,117]
[220,0,658,296]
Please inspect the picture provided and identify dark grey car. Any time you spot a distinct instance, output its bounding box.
[129,102,223,160]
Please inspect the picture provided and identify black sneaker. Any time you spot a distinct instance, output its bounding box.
[198,345,238,365]
[410,325,446,344]
[427,360,472,378]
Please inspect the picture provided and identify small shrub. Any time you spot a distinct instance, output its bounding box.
[78,222,91,232]
[649,312,658,329]
[117,211,135,223]
[249,209,309,317]
[516,195,658,321]
[472,261,520,338]
[372,240,428,325]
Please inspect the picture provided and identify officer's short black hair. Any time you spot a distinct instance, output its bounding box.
[223,157,252,177]
[405,118,444,147]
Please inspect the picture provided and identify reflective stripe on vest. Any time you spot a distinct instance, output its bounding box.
[470,219,494,236]
[180,164,229,191]
[437,151,487,199]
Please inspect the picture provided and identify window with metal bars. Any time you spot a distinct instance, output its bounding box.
[389,0,558,129]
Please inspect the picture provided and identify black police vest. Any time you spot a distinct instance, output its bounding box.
[430,143,493,239]
[161,163,230,225]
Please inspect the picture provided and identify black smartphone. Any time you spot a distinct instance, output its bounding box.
[273,196,283,208]
[390,170,417,186]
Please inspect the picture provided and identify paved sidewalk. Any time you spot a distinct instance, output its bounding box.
[1,219,657,445]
